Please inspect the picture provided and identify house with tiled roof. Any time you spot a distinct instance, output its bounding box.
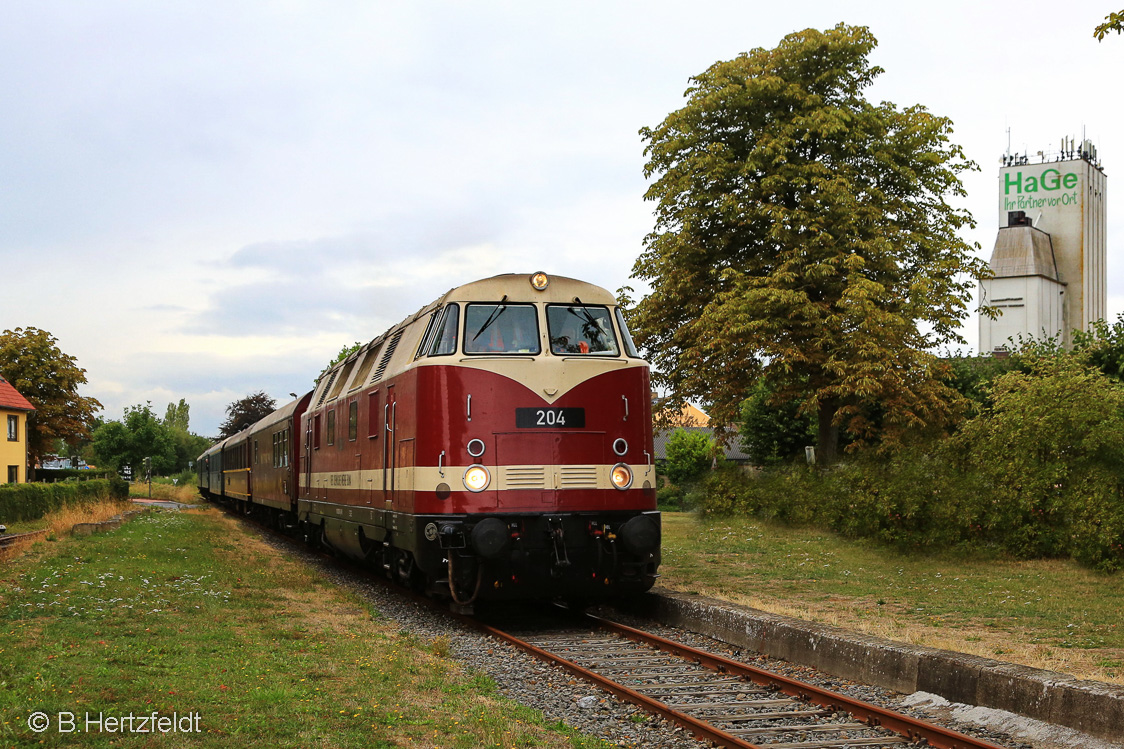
[0,376,35,483]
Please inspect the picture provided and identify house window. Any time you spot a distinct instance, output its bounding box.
[7,465,17,483]
[6,415,16,442]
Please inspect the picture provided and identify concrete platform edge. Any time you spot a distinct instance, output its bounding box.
[615,587,1124,743]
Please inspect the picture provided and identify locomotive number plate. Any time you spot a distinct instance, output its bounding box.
[516,407,585,428]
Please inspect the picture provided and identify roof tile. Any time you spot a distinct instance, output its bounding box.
[0,377,36,412]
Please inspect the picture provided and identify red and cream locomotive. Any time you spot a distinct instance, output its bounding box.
[199,272,660,606]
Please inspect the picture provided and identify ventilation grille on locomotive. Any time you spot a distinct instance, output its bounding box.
[560,465,598,488]
[370,330,404,384]
[502,466,547,490]
[315,370,338,407]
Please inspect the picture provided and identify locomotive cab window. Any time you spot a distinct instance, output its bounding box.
[464,303,540,355]
[547,304,619,355]
[428,304,460,356]
[414,309,441,360]
[614,307,641,358]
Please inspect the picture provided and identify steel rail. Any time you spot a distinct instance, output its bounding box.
[465,614,765,749]
[583,611,1011,749]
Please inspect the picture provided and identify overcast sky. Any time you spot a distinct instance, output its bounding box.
[2,1,1121,438]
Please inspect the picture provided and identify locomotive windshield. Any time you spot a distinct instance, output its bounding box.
[464,303,541,354]
[547,304,619,355]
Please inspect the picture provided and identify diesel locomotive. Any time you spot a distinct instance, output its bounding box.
[198,272,661,607]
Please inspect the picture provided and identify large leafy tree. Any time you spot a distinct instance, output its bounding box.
[0,327,103,466]
[164,398,191,432]
[631,24,986,461]
[1094,9,1124,39]
[217,391,278,439]
[161,398,212,471]
[92,404,177,476]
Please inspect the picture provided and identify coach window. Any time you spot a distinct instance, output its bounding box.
[348,401,358,441]
[326,409,336,446]
[253,439,260,465]
[368,392,381,439]
[547,304,619,355]
[464,304,540,354]
[428,304,460,356]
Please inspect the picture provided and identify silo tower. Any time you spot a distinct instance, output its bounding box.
[979,137,1107,352]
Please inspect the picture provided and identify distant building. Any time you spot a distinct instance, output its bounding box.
[980,138,1108,352]
[0,376,35,483]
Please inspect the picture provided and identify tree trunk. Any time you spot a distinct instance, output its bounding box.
[816,399,840,464]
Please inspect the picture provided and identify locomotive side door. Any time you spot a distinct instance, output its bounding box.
[349,398,365,505]
[303,414,313,500]
[383,386,396,509]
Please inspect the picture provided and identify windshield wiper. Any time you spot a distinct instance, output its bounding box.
[569,297,601,329]
[471,296,509,342]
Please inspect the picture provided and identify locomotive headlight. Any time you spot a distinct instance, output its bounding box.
[610,463,633,490]
[463,464,491,492]
[529,272,550,291]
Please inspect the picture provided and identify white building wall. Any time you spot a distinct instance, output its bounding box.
[979,275,1066,351]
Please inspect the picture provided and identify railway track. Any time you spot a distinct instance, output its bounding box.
[469,606,1012,749]
[217,502,1016,749]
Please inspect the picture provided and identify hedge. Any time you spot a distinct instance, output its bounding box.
[0,477,129,524]
[698,454,1124,573]
[35,468,117,483]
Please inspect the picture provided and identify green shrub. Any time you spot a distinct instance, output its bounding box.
[947,357,1124,569]
[656,484,684,511]
[0,478,127,523]
[36,468,117,483]
[663,429,713,485]
[701,357,1124,571]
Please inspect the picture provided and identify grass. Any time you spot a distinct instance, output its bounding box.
[0,495,134,554]
[0,506,613,748]
[127,480,201,503]
[658,512,1124,684]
